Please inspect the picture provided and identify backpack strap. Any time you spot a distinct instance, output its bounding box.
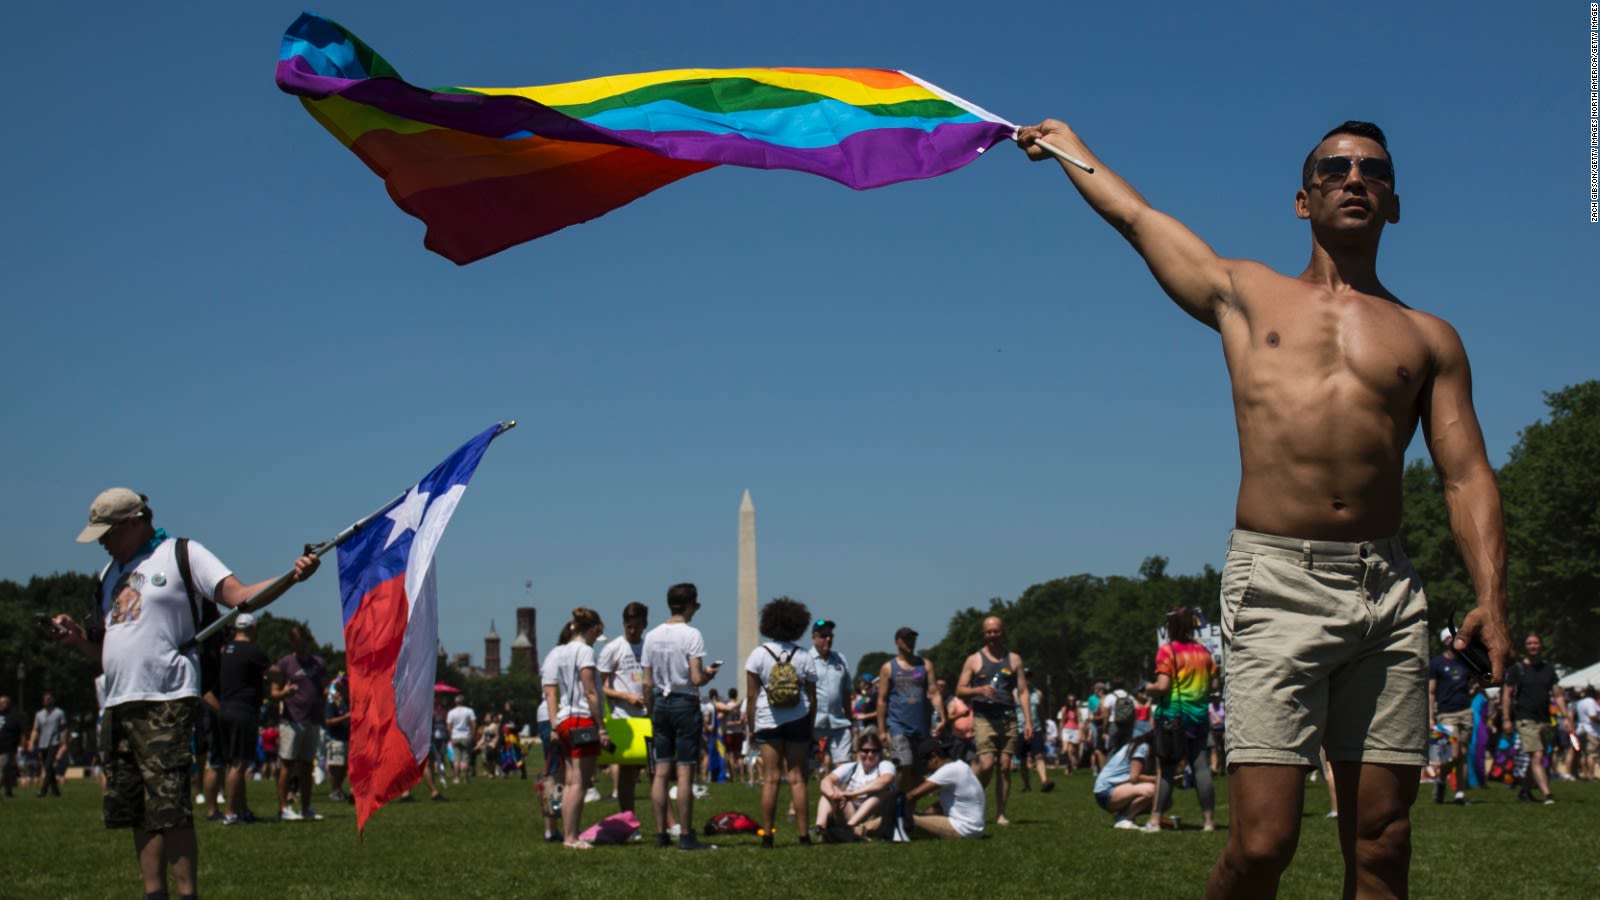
[175,537,202,633]
[87,561,112,646]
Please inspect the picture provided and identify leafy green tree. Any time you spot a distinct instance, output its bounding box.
[0,573,101,728]
[1398,459,1475,645]
[1500,381,1600,661]
[856,651,892,681]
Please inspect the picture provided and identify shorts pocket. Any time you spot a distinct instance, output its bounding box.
[1220,553,1258,635]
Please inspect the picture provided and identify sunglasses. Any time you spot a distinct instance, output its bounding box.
[1312,155,1393,185]
[859,747,881,754]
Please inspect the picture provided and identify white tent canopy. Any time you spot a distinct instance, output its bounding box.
[1558,660,1600,690]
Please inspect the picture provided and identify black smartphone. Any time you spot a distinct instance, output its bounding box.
[1447,625,1494,683]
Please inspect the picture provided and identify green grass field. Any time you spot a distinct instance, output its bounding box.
[4,765,1592,898]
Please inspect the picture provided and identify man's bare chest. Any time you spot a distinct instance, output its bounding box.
[1225,291,1432,404]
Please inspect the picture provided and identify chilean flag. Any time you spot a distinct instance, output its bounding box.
[336,423,507,830]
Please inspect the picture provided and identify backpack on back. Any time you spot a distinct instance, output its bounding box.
[1113,692,1135,727]
[764,645,802,708]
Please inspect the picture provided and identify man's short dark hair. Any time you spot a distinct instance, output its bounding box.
[1302,121,1392,188]
[667,583,697,613]
[760,596,811,643]
[622,601,649,623]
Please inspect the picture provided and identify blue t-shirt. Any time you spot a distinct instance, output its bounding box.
[1093,741,1150,794]
[1429,653,1472,714]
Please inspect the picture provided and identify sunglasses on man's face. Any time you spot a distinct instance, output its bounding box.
[859,747,881,754]
[1312,155,1394,185]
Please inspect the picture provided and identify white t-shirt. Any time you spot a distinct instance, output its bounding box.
[926,758,986,837]
[1575,696,1600,738]
[98,538,232,708]
[446,705,476,741]
[597,638,647,719]
[745,641,817,732]
[641,621,707,697]
[829,758,896,793]
[540,641,598,722]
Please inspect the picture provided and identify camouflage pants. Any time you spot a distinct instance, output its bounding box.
[103,699,197,831]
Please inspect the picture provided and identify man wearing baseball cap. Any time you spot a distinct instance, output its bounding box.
[48,487,320,900]
[218,611,273,824]
[876,626,942,792]
[809,619,853,776]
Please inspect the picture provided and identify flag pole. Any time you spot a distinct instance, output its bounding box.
[1031,138,1095,174]
[182,420,518,649]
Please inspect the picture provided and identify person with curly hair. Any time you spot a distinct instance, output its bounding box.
[745,596,818,847]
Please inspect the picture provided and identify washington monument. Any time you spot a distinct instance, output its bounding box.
[738,489,757,673]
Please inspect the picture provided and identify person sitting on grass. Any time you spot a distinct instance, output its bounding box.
[815,734,896,841]
[905,738,985,839]
[1094,729,1157,830]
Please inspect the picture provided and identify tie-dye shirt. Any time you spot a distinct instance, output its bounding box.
[1154,640,1216,730]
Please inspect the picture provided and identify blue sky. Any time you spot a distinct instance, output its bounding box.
[3,2,1593,689]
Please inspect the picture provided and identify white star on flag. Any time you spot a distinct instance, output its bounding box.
[383,485,430,549]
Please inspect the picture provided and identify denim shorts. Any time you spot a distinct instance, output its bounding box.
[651,694,702,765]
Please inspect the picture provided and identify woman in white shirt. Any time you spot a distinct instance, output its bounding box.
[541,607,610,849]
[816,733,897,840]
[744,597,818,848]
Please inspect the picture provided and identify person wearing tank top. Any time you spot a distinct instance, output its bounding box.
[875,626,942,791]
[956,615,1034,826]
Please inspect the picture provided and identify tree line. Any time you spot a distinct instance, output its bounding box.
[6,381,1594,719]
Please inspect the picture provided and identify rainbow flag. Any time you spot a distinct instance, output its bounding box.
[276,13,1016,264]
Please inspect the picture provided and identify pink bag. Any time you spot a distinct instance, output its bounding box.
[578,810,640,845]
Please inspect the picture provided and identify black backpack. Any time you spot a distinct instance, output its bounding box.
[91,537,224,696]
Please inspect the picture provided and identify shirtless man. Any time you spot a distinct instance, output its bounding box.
[1016,120,1512,898]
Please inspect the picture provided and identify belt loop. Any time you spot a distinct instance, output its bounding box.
[1301,540,1313,569]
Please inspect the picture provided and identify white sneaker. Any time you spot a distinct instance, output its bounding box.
[668,824,681,837]
[584,787,601,802]
[278,807,303,822]
[1113,818,1141,830]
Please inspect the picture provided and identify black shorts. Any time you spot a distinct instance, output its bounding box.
[196,707,226,769]
[753,716,813,747]
[220,714,258,766]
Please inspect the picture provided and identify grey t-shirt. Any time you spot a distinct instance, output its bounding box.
[33,706,67,748]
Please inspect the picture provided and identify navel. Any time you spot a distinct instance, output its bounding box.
[1266,331,1280,347]
[1397,365,1412,383]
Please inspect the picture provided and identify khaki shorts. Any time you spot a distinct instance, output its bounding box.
[972,711,1018,759]
[103,699,197,832]
[279,721,324,762]
[325,738,349,767]
[1515,719,1549,754]
[1436,709,1474,747]
[1221,530,1428,768]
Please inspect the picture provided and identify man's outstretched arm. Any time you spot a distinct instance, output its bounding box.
[1016,120,1234,330]
[1420,318,1511,683]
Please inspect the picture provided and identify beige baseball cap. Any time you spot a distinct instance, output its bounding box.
[76,487,148,543]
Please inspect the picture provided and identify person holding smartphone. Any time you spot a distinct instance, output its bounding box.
[641,583,720,851]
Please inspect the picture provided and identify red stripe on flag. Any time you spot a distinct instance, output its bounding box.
[345,574,425,831]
